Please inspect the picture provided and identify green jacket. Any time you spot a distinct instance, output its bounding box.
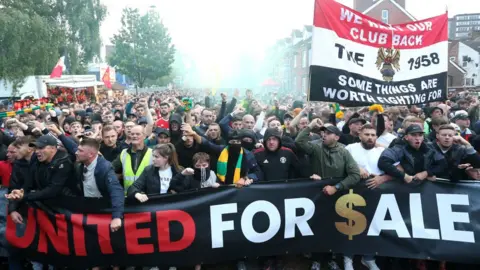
[295,127,360,190]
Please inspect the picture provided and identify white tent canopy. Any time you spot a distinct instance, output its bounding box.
[47,81,104,88]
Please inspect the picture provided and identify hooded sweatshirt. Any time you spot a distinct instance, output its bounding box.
[169,113,183,145]
[254,128,304,181]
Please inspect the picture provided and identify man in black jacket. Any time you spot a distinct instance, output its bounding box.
[75,138,124,231]
[8,136,35,221]
[429,125,480,181]
[378,125,436,183]
[254,128,304,181]
[101,125,124,162]
[6,135,77,205]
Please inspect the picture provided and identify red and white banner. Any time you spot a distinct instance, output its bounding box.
[50,57,65,79]
[309,0,448,106]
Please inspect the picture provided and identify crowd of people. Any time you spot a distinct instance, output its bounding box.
[0,88,479,270]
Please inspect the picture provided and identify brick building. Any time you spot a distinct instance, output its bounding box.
[355,0,415,24]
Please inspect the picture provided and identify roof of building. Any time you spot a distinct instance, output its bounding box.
[463,40,480,53]
[363,0,416,21]
[292,29,302,38]
[454,13,480,17]
[449,59,467,74]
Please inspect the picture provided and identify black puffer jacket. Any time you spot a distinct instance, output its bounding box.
[23,150,77,201]
[379,140,437,180]
[428,142,480,181]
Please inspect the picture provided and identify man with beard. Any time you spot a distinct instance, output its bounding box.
[101,125,123,162]
[346,124,392,189]
[296,120,360,194]
[343,124,387,270]
[254,128,304,181]
[195,108,215,135]
[156,102,170,129]
[296,120,360,270]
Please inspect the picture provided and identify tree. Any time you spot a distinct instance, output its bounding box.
[0,1,64,95]
[109,8,175,88]
[56,0,107,74]
[0,0,107,96]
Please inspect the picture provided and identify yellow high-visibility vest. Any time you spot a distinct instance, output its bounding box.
[120,148,153,194]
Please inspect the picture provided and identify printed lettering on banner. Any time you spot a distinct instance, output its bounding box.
[308,0,448,106]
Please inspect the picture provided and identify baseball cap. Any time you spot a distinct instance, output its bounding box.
[138,117,147,125]
[405,125,425,135]
[320,125,342,136]
[29,135,58,148]
[452,110,469,120]
[348,118,367,125]
[283,112,294,120]
[430,106,444,115]
[155,128,170,137]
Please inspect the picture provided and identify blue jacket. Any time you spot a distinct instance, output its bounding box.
[75,156,125,219]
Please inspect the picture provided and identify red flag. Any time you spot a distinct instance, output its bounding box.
[50,56,65,78]
[102,67,112,89]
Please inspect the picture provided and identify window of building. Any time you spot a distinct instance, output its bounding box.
[309,48,312,66]
[302,76,308,93]
[381,10,389,24]
[448,75,453,86]
[302,50,307,68]
[293,55,297,68]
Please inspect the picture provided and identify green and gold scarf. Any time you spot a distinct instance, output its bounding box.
[217,146,243,183]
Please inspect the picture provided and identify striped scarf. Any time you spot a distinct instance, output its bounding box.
[217,146,243,183]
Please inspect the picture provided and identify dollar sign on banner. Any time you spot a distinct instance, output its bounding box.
[335,189,367,240]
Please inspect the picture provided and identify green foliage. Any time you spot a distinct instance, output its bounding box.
[109,8,175,88]
[0,0,106,95]
[58,0,106,74]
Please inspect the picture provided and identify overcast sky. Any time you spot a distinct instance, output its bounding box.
[99,0,480,86]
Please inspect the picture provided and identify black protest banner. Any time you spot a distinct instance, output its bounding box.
[309,66,447,106]
[7,180,480,267]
